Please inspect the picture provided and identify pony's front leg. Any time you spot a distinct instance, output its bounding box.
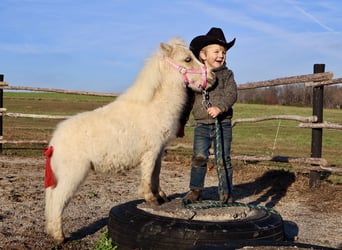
[151,149,168,203]
[140,150,166,206]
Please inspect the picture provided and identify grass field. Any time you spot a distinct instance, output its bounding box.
[2,92,342,169]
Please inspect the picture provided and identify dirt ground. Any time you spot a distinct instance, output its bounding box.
[0,154,341,250]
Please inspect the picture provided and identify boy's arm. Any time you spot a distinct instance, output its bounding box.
[216,70,237,113]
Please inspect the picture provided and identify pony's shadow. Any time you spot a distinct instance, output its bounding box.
[65,217,108,242]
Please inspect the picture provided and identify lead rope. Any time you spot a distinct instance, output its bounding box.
[202,90,225,203]
[182,91,279,214]
[182,199,279,214]
[214,118,226,203]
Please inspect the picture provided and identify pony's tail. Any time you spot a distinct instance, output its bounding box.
[44,146,56,188]
[44,145,57,239]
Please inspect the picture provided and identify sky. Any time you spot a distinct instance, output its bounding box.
[1,0,341,93]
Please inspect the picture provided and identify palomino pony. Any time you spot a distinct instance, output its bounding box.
[44,38,214,243]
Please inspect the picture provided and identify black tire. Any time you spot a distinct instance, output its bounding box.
[108,199,284,250]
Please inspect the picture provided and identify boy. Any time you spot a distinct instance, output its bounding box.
[184,27,237,203]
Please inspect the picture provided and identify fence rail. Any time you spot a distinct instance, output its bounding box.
[1,84,120,97]
[0,64,341,187]
[236,72,333,90]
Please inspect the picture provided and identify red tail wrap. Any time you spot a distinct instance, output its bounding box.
[44,146,55,188]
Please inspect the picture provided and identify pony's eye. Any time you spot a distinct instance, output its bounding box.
[185,57,192,63]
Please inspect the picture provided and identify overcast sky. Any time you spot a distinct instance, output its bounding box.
[1,0,341,93]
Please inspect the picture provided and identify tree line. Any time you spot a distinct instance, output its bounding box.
[237,84,342,109]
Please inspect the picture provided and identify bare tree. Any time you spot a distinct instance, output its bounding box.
[238,83,341,109]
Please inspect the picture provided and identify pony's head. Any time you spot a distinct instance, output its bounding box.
[160,38,215,92]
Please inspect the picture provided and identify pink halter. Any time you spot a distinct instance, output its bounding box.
[164,56,207,90]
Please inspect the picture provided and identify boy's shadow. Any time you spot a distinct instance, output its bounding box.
[234,169,296,207]
[199,169,295,208]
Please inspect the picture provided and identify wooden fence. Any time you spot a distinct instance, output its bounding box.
[0,64,341,187]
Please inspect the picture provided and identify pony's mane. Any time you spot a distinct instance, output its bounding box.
[119,38,187,103]
[120,53,161,103]
[167,37,186,47]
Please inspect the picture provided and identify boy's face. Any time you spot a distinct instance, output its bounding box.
[199,44,226,70]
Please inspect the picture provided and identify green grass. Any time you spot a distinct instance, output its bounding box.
[93,230,117,250]
[4,92,114,115]
[2,92,342,168]
[233,104,342,166]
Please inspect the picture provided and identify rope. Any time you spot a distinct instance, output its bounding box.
[201,90,227,200]
[182,199,279,215]
[215,118,225,201]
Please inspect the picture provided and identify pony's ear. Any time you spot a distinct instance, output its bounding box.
[160,42,173,57]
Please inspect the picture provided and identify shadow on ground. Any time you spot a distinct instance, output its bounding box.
[66,217,108,242]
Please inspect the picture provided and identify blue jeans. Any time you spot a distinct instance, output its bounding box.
[189,121,233,195]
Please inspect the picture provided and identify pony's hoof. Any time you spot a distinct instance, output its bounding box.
[157,196,170,205]
[158,191,169,202]
[46,229,65,244]
[146,199,159,207]
[53,233,65,244]
[55,237,65,245]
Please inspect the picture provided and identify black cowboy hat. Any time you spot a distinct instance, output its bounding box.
[190,27,236,59]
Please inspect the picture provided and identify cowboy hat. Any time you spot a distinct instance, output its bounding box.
[190,27,236,59]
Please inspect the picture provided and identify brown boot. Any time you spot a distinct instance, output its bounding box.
[184,189,202,201]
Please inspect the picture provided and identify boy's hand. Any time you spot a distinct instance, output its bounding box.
[207,106,222,119]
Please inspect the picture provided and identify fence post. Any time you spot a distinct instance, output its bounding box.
[310,64,325,188]
[0,74,3,153]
